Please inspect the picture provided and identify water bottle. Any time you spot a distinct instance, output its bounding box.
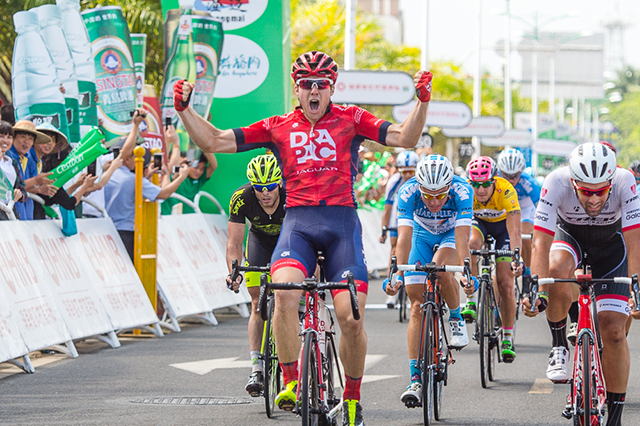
[33,4,81,144]
[56,0,98,137]
[12,11,70,139]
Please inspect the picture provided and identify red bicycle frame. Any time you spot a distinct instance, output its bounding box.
[296,290,329,404]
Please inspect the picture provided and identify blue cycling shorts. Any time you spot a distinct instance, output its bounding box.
[404,226,456,285]
[271,206,369,294]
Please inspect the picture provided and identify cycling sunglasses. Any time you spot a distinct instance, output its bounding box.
[419,187,450,200]
[572,181,612,197]
[502,172,520,180]
[253,182,279,192]
[296,78,333,90]
[470,180,494,188]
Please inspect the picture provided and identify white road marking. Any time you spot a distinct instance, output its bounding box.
[170,357,252,375]
[528,378,554,394]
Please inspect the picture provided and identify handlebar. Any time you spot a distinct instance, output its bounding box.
[256,273,361,321]
[388,256,472,288]
[381,226,397,237]
[529,273,640,313]
[228,259,270,294]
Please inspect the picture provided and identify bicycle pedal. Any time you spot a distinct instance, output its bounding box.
[561,409,573,419]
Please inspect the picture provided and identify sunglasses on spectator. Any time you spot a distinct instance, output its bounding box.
[572,181,612,197]
[419,187,450,200]
[502,172,520,180]
[253,182,279,192]
[470,180,494,188]
[296,78,333,90]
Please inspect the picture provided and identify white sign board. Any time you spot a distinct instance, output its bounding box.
[26,222,114,340]
[392,101,472,128]
[514,113,557,133]
[441,116,505,138]
[213,35,269,99]
[159,214,250,310]
[532,139,577,156]
[0,292,29,364]
[482,129,532,147]
[71,219,159,330]
[332,70,415,105]
[0,222,72,352]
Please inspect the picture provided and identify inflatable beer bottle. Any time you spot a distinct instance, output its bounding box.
[190,16,223,121]
[131,34,147,109]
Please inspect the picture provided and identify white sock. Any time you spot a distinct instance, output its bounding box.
[251,351,263,372]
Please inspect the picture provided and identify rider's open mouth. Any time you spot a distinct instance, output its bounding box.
[309,100,320,112]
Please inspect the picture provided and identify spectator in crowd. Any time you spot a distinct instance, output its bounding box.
[0,121,26,220]
[161,125,217,215]
[629,160,640,192]
[7,120,56,220]
[30,123,100,220]
[1,103,15,126]
[104,110,190,260]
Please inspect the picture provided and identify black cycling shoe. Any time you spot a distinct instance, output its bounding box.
[245,371,264,397]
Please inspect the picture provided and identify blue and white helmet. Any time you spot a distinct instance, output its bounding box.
[396,151,419,171]
[416,155,454,191]
[497,148,526,175]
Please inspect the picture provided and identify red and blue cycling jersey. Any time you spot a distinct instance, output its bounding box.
[233,104,392,208]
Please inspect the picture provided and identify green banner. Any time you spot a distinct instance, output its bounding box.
[161,0,291,214]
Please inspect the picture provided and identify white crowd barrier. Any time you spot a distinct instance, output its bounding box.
[0,218,161,372]
[357,208,391,272]
[157,213,251,331]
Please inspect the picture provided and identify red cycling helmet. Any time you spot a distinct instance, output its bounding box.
[466,156,497,182]
[291,51,339,84]
[599,141,617,154]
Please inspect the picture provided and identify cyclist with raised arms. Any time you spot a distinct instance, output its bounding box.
[226,154,285,398]
[379,150,419,307]
[173,50,432,426]
[524,142,640,426]
[461,156,523,363]
[496,148,540,290]
[384,154,473,407]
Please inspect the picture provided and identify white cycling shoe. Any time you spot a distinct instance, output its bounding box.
[546,346,570,383]
[449,318,469,349]
[401,381,421,408]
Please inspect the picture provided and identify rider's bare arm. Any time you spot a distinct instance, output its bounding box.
[385,100,429,149]
[506,210,522,254]
[454,225,471,266]
[226,222,245,274]
[175,82,237,153]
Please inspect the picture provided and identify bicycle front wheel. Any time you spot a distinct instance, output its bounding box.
[421,304,437,425]
[301,333,320,426]
[478,281,490,388]
[399,285,408,323]
[433,311,448,421]
[324,333,341,425]
[487,290,501,383]
[579,333,592,426]
[263,298,280,418]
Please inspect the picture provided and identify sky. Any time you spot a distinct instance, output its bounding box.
[398,0,638,80]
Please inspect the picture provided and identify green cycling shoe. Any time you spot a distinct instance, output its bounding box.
[275,380,297,411]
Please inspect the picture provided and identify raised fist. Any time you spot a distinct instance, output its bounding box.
[415,71,433,103]
[173,79,193,112]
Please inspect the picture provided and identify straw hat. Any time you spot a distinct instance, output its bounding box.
[13,120,52,145]
[35,122,69,150]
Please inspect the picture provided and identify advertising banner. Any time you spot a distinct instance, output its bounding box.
[393,100,472,129]
[0,221,72,352]
[141,84,166,156]
[162,0,290,214]
[25,221,114,340]
[70,219,160,330]
[191,16,223,120]
[0,293,29,365]
[441,116,506,138]
[332,70,415,105]
[82,6,137,144]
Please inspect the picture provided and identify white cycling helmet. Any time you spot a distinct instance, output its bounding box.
[497,148,526,175]
[396,151,419,171]
[569,142,617,184]
[416,155,454,191]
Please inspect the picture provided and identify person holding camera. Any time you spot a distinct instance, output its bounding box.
[160,125,217,215]
[103,109,189,260]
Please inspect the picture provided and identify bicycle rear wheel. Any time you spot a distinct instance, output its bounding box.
[263,298,280,418]
[478,281,490,388]
[433,311,448,421]
[399,285,408,323]
[324,333,340,425]
[421,304,436,425]
[301,334,320,426]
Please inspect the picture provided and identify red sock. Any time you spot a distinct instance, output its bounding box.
[343,375,362,401]
[280,361,299,385]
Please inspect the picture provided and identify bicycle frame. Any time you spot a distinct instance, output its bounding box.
[532,273,639,426]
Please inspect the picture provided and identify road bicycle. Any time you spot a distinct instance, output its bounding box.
[382,225,407,322]
[388,256,470,425]
[470,236,519,389]
[257,253,360,426]
[530,272,640,426]
[230,260,281,418]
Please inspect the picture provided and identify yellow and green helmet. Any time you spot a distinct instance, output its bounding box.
[246,154,282,185]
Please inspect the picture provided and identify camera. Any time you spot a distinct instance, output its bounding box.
[165,117,172,129]
[87,161,97,176]
[112,147,120,158]
[172,165,181,174]
[153,153,162,170]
